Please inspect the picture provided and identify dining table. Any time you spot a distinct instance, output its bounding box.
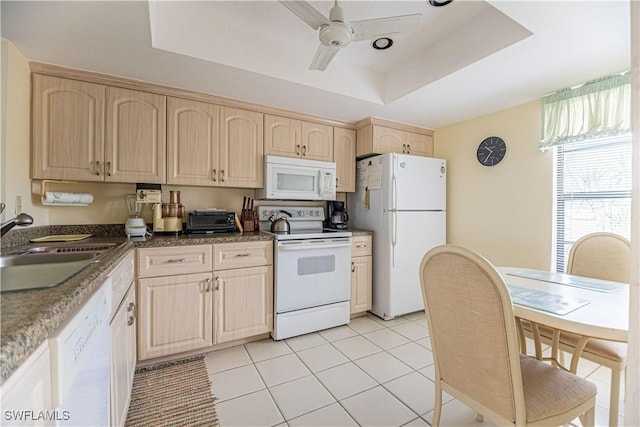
[497,266,629,373]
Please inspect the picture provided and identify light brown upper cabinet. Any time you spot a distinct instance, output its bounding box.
[334,128,356,192]
[356,118,434,159]
[167,97,220,186]
[32,75,167,183]
[32,74,106,181]
[264,114,333,162]
[219,107,264,188]
[105,87,166,183]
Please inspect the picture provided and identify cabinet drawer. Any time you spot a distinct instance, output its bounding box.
[111,250,135,317]
[214,241,273,270]
[351,236,372,257]
[137,245,212,278]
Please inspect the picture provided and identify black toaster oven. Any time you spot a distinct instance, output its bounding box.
[186,211,236,233]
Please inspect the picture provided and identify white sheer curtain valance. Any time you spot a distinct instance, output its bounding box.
[540,72,631,150]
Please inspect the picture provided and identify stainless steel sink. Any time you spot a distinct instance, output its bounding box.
[0,242,119,293]
[0,251,102,267]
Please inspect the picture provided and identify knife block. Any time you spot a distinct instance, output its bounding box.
[241,209,255,232]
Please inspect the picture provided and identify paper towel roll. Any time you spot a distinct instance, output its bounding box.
[43,192,94,205]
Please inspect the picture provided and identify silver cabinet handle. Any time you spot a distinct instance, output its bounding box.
[215,276,221,291]
[127,302,136,325]
[296,144,300,156]
[356,244,368,248]
[95,160,101,176]
[106,161,112,176]
[351,261,355,272]
[402,144,406,153]
[212,169,217,182]
[302,145,307,156]
[407,144,411,153]
[205,277,212,292]
[166,258,186,263]
[235,253,251,257]
[220,170,225,182]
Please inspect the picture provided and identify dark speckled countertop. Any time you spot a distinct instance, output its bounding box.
[0,226,372,384]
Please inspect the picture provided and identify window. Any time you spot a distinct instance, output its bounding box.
[555,135,632,272]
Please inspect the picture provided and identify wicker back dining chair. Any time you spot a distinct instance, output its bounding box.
[420,245,597,427]
[554,232,629,425]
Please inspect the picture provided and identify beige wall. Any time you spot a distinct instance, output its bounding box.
[1,40,48,226]
[434,101,553,269]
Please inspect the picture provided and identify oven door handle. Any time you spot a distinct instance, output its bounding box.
[278,242,351,251]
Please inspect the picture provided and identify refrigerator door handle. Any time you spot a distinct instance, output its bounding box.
[392,210,397,267]
[392,174,397,211]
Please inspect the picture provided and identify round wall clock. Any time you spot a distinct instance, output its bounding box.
[476,136,507,167]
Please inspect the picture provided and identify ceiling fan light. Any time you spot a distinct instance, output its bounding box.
[372,37,393,50]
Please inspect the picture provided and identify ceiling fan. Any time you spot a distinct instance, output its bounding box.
[279,1,421,71]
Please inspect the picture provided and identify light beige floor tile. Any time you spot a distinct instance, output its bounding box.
[216,389,284,427]
[255,353,310,386]
[367,313,410,327]
[418,364,435,381]
[332,335,383,360]
[595,403,620,426]
[353,351,412,383]
[387,342,434,370]
[315,362,377,400]
[403,311,426,321]
[210,364,265,402]
[410,318,429,329]
[245,338,292,362]
[402,417,429,426]
[318,325,359,342]
[285,332,327,352]
[205,345,252,374]
[390,322,430,341]
[363,328,411,350]
[415,337,432,350]
[348,316,386,334]
[423,398,499,427]
[340,386,416,427]
[288,403,358,427]
[269,375,335,420]
[296,343,349,372]
[383,371,437,415]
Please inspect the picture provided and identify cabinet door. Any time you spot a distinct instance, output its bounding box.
[0,342,52,427]
[215,266,273,343]
[372,125,406,154]
[350,256,372,314]
[32,74,105,181]
[219,107,264,188]
[105,87,166,183]
[167,97,220,186]
[406,132,433,157]
[301,121,333,161]
[264,114,301,158]
[137,272,213,360]
[110,285,136,427]
[333,128,356,192]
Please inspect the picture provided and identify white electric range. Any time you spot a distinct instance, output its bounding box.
[258,206,352,340]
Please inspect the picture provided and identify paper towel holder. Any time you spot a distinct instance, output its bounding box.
[39,179,92,206]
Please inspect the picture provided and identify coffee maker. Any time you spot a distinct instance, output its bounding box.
[326,201,349,229]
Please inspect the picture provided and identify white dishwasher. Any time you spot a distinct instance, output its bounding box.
[49,278,111,426]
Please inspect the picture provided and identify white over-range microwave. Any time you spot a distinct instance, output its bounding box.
[256,155,337,201]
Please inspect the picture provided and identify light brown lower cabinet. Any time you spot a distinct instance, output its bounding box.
[350,235,373,315]
[136,241,273,361]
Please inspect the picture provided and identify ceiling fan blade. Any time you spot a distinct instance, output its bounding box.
[309,44,340,71]
[351,14,421,42]
[279,1,330,30]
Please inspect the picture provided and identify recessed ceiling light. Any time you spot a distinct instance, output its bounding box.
[372,37,393,50]
[429,0,453,6]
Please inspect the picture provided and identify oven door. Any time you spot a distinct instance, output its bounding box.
[275,238,351,312]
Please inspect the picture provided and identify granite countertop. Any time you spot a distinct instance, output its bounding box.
[0,228,273,384]
[0,225,372,384]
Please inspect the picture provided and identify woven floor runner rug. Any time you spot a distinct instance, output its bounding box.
[125,356,219,427]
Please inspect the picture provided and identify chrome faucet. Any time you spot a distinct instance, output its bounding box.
[1,212,34,237]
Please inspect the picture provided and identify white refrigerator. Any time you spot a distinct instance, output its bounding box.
[348,153,446,319]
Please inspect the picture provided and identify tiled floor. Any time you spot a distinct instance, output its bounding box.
[205,311,624,426]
